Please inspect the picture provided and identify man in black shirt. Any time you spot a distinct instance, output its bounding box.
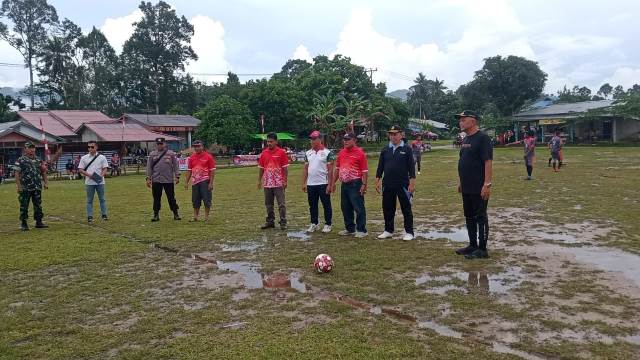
[375,125,416,241]
[455,111,493,259]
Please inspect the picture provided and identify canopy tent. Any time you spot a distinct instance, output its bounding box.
[252,133,296,140]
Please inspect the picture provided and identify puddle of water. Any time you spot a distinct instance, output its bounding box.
[415,228,468,243]
[415,267,525,295]
[417,320,462,339]
[570,247,640,288]
[415,274,452,285]
[427,285,466,295]
[623,334,640,345]
[288,272,307,293]
[221,242,264,252]
[492,343,546,360]
[287,231,311,241]
[527,230,578,243]
[216,261,263,289]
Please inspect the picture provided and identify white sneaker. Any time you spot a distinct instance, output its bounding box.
[322,224,332,233]
[402,233,415,241]
[306,223,320,233]
[418,171,421,175]
[355,231,368,238]
[338,230,355,236]
[377,231,394,239]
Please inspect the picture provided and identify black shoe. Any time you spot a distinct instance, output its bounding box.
[88,216,93,224]
[173,212,181,220]
[151,213,160,222]
[20,221,29,231]
[280,223,288,230]
[465,249,489,260]
[260,222,275,230]
[102,215,108,221]
[35,222,49,229]
[455,245,478,255]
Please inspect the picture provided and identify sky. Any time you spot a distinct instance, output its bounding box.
[1,0,639,94]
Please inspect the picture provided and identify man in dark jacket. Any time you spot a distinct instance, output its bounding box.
[375,125,416,241]
[455,111,493,259]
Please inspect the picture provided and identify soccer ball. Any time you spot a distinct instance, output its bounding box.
[314,254,334,273]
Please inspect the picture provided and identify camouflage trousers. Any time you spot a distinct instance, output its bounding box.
[19,190,43,222]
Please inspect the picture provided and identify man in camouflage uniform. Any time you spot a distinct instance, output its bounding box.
[14,142,49,231]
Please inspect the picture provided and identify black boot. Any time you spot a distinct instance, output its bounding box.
[260,222,275,230]
[151,212,160,222]
[20,220,29,231]
[173,211,181,220]
[35,220,48,229]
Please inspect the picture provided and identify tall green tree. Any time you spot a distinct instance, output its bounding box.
[77,27,118,113]
[0,0,58,108]
[467,55,547,116]
[35,18,82,108]
[0,92,25,122]
[597,83,613,99]
[196,95,257,150]
[121,0,197,114]
[612,85,625,99]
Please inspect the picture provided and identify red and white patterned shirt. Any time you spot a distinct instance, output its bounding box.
[259,146,289,188]
[336,146,368,183]
[187,151,216,185]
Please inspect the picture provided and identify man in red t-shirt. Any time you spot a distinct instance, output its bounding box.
[258,132,289,230]
[184,140,216,222]
[332,132,368,237]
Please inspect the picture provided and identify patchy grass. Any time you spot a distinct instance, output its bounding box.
[1,146,639,359]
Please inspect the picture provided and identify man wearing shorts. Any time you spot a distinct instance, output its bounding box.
[548,130,563,172]
[184,140,216,222]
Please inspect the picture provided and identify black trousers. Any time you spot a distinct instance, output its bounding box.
[152,182,179,213]
[308,184,332,225]
[382,185,413,234]
[462,193,489,250]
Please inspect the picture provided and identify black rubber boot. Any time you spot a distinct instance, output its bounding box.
[20,220,29,231]
[151,213,160,222]
[35,221,49,229]
[173,211,181,220]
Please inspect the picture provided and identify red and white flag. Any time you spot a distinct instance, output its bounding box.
[39,118,50,160]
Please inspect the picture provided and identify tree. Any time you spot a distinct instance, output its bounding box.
[35,18,82,108]
[0,0,59,108]
[0,92,25,122]
[195,95,257,150]
[468,55,547,116]
[77,27,118,113]
[121,0,197,114]
[557,85,593,103]
[612,85,625,99]
[597,83,613,99]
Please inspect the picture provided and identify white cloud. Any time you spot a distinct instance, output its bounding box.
[187,15,230,84]
[603,67,640,90]
[100,10,230,84]
[330,2,535,91]
[292,45,312,62]
[101,10,143,54]
[0,41,29,88]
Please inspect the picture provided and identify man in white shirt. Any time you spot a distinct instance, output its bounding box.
[78,140,109,223]
[302,130,334,233]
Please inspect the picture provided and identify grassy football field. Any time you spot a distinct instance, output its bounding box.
[1,146,639,359]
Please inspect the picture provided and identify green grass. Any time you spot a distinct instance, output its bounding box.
[1,146,639,359]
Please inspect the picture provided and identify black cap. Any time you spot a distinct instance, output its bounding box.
[192,140,203,146]
[343,132,356,140]
[155,137,166,144]
[24,141,36,148]
[454,110,480,120]
[387,125,403,133]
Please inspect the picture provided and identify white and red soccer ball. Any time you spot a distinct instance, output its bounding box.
[314,254,334,273]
